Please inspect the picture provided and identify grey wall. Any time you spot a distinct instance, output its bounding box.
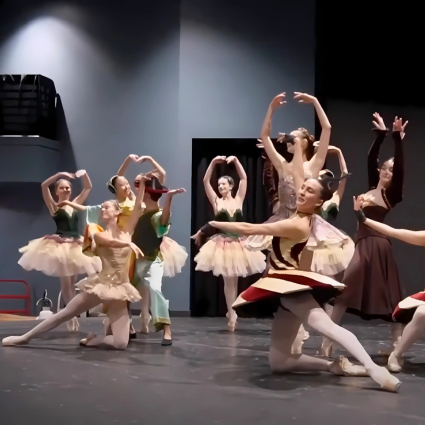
[326,100,425,297]
[0,0,316,313]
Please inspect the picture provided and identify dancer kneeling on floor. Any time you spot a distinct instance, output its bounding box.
[1,175,158,350]
[209,141,400,392]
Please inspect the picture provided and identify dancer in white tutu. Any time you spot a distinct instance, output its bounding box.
[18,170,101,332]
[194,155,266,332]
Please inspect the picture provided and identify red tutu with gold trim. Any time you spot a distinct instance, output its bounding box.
[233,269,344,314]
[18,234,101,278]
[393,292,425,324]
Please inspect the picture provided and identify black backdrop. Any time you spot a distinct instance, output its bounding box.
[190,139,272,317]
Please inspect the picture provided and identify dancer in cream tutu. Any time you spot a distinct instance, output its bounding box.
[18,170,100,332]
[194,155,266,332]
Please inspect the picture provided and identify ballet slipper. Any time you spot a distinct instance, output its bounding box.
[387,352,403,373]
[140,314,152,334]
[366,366,401,393]
[2,336,29,347]
[227,321,237,332]
[79,332,97,346]
[329,356,369,377]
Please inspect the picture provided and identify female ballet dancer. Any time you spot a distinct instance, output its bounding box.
[321,113,408,357]
[18,170,100,332]
[354,198,425,372]
[245,91,331,253]
[131,175,186,344]
[209,151,400,392]
[1,176,153,350]
[194,155,266,331]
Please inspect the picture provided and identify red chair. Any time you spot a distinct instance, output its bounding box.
[0,279,31,316]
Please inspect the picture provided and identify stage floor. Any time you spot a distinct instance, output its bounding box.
[1,317,425,425]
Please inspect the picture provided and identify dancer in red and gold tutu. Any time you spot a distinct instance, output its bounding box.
[18,170,101,332]
[194,155,266,331]
[209,143,400,392]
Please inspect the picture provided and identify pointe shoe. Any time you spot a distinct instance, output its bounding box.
[227,321,237,332]
[79,332,97,347]
[368,366,401,393]
[388,352,403,373]
[2,336,29,347]
[140,314,152,334]
[329,356,369,377]
[318,343,333,357]
[67,317,79,332]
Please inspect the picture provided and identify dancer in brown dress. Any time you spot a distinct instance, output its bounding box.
[320,113,408,356]
[209,141,400,392]
[353,201,425,373]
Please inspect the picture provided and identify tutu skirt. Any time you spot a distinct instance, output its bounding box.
[194,234,266,277]
[393,292,425,324]
[18,235,101,277]
[160,236,188,278]
[76,272,141,302]
[233,269,344,316]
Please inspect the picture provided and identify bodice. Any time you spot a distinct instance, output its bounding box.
[276,163,313,219]
[53,209,80,238]
[214,209,243,238]
[357,204,390,240]
[117,198,135,230]
[97,245,131,282]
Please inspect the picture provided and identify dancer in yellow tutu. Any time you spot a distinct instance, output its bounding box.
[17,170,100,332]
[2,175,153,350]
[194,155,267,332]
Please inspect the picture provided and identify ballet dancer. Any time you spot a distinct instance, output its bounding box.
[209,144,400,392]
[194,155,266,331]
[18,170,100,332]
[354,198,425,373]
[321,114,408,357]
[132,174,186,345]
[2,175,156,350]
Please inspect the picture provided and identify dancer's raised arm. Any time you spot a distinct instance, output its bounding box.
[368,113,388,189]
[203,156,225,207]
[226,156,247,203]
[41,172,75,215]
[294,93,331,177]
[260,93,288,176]
[354,196,425,246]
[72,170,93,205]
[117,154,139,177]
[161,188,186,226]
[137,156,167,185]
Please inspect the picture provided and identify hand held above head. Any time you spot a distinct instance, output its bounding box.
[137,155,152,164]
[393,116,408,140]
[213,155,227,163]
[58,171,75,179]
[74,170,86,178]
[129,154,139,162]
[372,112,386,131]
[293,92,316,104]
[270,92,286,109]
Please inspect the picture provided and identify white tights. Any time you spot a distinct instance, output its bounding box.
[322,300,403,350]
[223,276,238,323]
[394,305,425,357]
[270,293,380,374]
[13,292,130,350]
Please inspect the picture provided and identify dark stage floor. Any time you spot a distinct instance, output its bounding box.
[1,318,425,425]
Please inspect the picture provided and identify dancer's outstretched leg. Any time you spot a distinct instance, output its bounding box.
[60,275,79,332]
[281,293,400,392]
[223,276,238,331]
[2,293,100,346]
[389,306,425,372]
[82,301,130,350]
